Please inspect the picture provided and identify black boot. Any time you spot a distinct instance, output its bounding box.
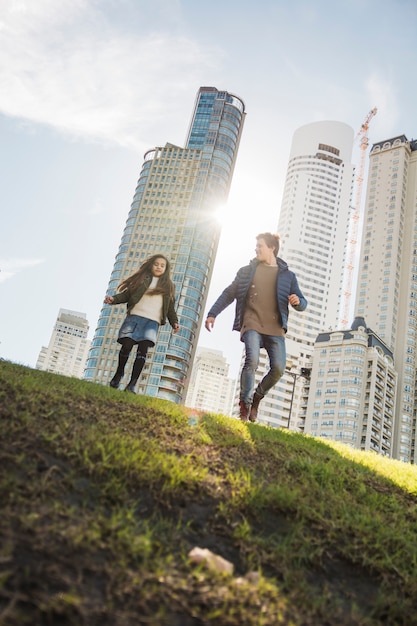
[109,374,122,389]
[109,346,131,389]
[249,391,263,422]
[125,353,146,394]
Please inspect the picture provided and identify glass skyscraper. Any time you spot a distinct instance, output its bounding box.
[84,87,245,402]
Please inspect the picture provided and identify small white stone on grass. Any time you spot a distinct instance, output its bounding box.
[188,547,234,575]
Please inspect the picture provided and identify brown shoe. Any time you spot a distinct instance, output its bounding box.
[249,391,262,422]
[239,400,249,421]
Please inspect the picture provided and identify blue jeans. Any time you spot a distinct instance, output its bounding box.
[240,330,286,404]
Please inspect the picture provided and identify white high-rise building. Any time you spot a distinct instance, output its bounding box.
[354,135,417,462]
[252,121,355,429]
[185,347,236,415]
[36,309,91,378]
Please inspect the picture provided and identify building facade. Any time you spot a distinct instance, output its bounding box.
[304,318,397,456]
[185,347,236,415]
[354,135,417,462]
[36,309,91,378]
[84,87,245,402]
[252,121,355,429]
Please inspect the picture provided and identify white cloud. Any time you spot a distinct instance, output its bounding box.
[0,0,222,148]
[0,258,44,283]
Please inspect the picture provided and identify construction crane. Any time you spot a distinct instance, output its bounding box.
[340,107,377,328]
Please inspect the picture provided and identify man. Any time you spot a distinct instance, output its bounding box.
[205,233,307,422]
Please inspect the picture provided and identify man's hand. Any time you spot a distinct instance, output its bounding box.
[205,317,215,332]
[288,294,300,306]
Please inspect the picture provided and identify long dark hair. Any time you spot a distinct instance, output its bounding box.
[117,254,175,297]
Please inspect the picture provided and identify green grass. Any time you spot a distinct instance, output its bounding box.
[1,359,417,625]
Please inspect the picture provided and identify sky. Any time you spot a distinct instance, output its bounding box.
[1,0,416,380]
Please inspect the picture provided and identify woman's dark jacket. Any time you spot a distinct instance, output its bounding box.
[110,274,178,327]
[207,257,307,333]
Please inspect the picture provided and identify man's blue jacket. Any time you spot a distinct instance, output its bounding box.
[206,257,307,333]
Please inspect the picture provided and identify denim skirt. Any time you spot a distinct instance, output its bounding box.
[117,315,159,345]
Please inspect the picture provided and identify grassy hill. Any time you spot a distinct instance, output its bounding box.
[1,359,417,625]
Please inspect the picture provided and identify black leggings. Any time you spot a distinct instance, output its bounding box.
[119,338,152,360]
[114,339,153,383]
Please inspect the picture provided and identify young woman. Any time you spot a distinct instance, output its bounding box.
[104,254,180,393]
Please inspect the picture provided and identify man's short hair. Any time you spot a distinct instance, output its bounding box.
[256,232,280,256]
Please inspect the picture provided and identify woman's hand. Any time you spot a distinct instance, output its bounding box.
[104,295,114,304]
[205,317,215,331]
[172,323,180,334]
